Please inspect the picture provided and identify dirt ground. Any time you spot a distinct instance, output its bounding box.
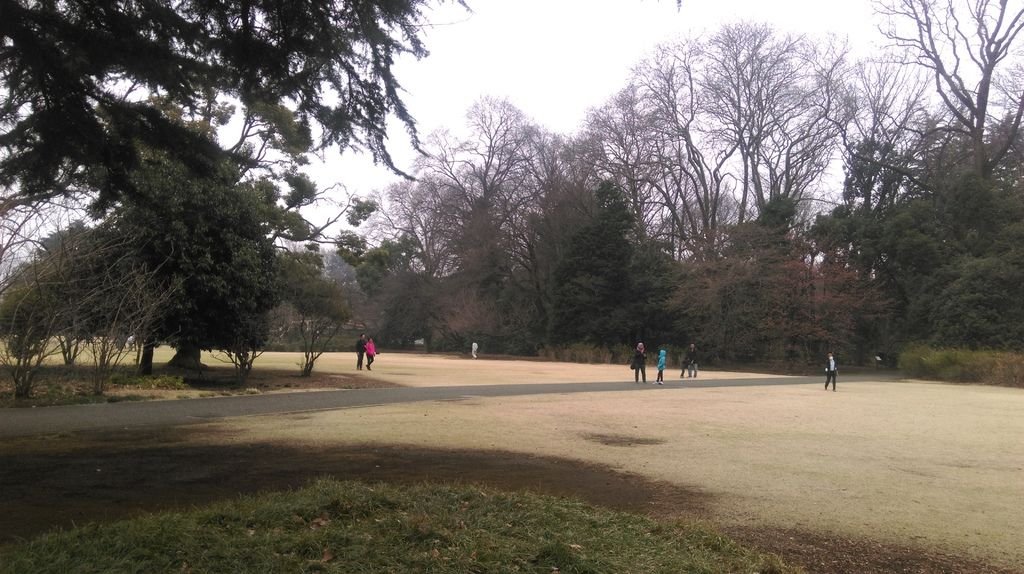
[3,353,1023,574]
[224,349,790,386]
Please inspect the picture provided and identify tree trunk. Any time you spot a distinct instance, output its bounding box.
[301,354,315,377]
[138,341,155,375]
[168,344,204,371]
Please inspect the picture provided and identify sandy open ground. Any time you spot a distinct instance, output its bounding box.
[199,349,789,386]
[19,350,1024,570]
[184,353,1024,570]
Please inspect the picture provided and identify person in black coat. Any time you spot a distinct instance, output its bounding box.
[824,352,838,391]
[355,333,367,370]
[682,343,698,378]
[631,342,647,383]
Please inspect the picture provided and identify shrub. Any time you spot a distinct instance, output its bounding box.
[898,345,1024,387]
[108,374,188,390]
[539,344,676,366]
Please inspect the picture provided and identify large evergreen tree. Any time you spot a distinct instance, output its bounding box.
[101,151,280,370]
[549,181,635,347]
[1,0,430,204]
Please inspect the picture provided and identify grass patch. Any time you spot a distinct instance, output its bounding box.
[0,367,191,408]
[0,480,791,574]
[108,373,188,390]
[899,345,1024,387]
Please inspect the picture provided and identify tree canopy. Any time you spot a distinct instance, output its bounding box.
[1,0,431,204]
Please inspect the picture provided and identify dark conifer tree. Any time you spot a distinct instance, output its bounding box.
[1,0,430,204]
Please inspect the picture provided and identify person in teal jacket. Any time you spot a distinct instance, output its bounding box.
[655,347,667,384]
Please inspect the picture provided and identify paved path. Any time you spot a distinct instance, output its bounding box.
[0,374,888,438]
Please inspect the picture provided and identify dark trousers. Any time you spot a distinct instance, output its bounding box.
[367,354,375,370]
[356,351,365,370]
[634,364,646,382]
[825,370,837,390]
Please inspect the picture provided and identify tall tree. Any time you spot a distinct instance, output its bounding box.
[702,23,846,222]
[1,0,432,205]
[104,152,280,371]
[634,40,736,260]
[877,0,1024,179]
[550,181,635,346]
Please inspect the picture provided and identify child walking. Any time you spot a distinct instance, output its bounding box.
[656,347,666,384]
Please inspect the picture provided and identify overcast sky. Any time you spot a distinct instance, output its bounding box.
[309,0,886,206]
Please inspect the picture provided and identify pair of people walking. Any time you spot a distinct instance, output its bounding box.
[631,342,668,384]
[355,334,377,371]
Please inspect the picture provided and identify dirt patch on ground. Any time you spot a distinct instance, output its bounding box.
[581,432,667,447]
[0,429,1016,574]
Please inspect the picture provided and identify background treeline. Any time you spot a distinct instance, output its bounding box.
[345,13,1024,367]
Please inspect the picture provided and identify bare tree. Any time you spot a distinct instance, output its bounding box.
[878,0,1024,179]
[0,272,63,399]
[372,176,460,279]
[0,201,91,397]
[583,84,665,238]
[635,40,737,260]
[840,59,937,205]
[78,255,177,395]
[702,23,847,221]
[0,195,76,299]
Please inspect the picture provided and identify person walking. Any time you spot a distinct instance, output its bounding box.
[471,341,479,359]
[355,334,367,370]
[632,342,647,383]
[682,343,698,378]
[365,337,377,371]
[824,352,838,391]
[655,347,667,384]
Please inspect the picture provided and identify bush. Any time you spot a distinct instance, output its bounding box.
[539,344,682,366]
[108,373,188,390]
[898,345,1024,387]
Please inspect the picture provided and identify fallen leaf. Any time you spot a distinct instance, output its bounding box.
[321,548,335,563]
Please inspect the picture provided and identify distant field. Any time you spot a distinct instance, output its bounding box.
[196,353,1024,570]
[167,347,792,386]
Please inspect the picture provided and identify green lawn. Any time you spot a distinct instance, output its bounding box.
[0,479,791,574]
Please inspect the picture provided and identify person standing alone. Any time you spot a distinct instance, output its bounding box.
[655,347,667,384]
[825,352,838,391]
[355,334,367,370]
[682,343,698,378]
